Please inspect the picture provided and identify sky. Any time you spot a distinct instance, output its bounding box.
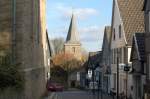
[47,0,113,52]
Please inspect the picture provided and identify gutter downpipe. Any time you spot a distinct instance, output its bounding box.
[12,0,16,64]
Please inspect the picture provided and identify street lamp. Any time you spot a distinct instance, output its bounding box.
[117,59,119,99]
[117,51,120,99]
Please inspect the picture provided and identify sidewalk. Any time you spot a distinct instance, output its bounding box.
[89,91,114,99]
[44,92,56,99]
[67,88,83,91]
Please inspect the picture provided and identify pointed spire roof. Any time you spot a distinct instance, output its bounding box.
[66,13,80,44]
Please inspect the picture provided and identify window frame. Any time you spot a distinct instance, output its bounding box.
[72,47,76,53]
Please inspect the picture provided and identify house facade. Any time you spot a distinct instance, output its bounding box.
[101,26,111,93]
[143,0,150,98]
[86,51,102,89]
[68,66,86,88]
[110,0,145,98]
[45,31,52,81]
[0,0,49,99]
[130,33,146,99]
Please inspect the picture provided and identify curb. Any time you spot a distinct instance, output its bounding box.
[49,93,56,99]
[44,92,56,99]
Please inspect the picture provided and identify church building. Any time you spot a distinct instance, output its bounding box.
[64,13,81,60]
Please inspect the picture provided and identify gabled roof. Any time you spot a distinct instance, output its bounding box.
[46,30,55,57]
[105,26,111,43]
[88,51,102,69]
[102,26,111,49]
[143,0,147,10]
[116,0,145,46]
[66,14,80,44]
[130,33,145,61]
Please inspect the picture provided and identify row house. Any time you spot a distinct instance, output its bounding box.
[86,51,102,89]
[143,0,150,98]
[130,33,146,99]
[0,0,51,99]
[101,26,111,93]
[110,0,145,98]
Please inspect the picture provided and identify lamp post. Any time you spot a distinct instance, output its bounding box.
[92,67,95,95]
[98,71,100,99]
[117,55,119,99]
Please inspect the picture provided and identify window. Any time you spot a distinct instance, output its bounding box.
[48,58,50,66]
[119,25,121,38]
[72,47,76,53]
[113,29,116,40]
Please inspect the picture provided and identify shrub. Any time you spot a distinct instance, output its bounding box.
[0,55,24,91]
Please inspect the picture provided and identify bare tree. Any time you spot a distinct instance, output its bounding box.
[50,37,64,55]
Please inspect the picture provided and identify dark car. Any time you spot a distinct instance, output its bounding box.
[46,81,64,92]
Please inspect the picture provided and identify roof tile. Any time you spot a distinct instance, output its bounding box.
[117,0,145,45]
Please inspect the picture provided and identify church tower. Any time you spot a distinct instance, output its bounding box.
[64,13,81,60]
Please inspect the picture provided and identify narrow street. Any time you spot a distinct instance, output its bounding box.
[55,91,94,99]
[47,90,113,99]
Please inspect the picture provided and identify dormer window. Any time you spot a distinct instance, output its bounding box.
[113,29,116,40]
[119,25,121,38]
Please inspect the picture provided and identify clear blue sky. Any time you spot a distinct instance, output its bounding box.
[47,0,113,52]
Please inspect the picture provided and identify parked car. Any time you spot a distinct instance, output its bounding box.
[46,81,64,92]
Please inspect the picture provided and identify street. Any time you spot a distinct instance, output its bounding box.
[55,91,94,99]
[48,90,113,99]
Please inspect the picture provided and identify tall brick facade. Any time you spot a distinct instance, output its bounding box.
[0,0,48,99]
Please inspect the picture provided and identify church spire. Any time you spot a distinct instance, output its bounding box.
[66,13,80,43]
